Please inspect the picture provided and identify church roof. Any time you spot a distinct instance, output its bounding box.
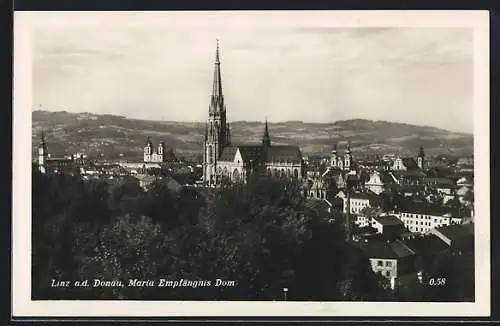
[401,157,419,170]
[240,145,265,162]
[219,146,239,161]
[218,144,302,164]
[265,145,302,163]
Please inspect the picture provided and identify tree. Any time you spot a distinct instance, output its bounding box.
[107,179,145,217]
[77,215,172,299]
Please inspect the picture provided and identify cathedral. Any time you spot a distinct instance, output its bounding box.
[202,42,304,187]
[143,138,178,163]
[330,143,354,171]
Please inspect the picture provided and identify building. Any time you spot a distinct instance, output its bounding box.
[37,131,81,175]
[202,42,304,187]
[371,214,405,238]
[143,138,178,163]
[359,239,416,289]
[307,174,328,200]
[330,143,355,171]
[322,167,346,189]
[341,191,383,215]
[416,145,425,170]
[396,203,471,234]
[365,171,398,195]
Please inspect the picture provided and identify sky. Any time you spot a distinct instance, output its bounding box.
[30,12,474,133]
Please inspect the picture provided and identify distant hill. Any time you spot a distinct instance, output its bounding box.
[31,110,473,162]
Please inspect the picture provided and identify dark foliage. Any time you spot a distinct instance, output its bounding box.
[32,169,468,301]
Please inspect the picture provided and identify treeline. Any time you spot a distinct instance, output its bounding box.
[32,167,392,301]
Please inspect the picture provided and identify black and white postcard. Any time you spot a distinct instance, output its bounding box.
[12,10,490,317]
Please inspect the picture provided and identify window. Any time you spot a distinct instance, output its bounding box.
[385,261,392,267]
[377,260,383,266]
[385,271,391,277]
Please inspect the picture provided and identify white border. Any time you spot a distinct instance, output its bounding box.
[12,10,490,317]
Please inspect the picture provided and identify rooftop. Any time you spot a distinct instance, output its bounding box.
[435,223,474,243]
[359,239,415,259]
[402,234,450,255]
[373,215,404,226]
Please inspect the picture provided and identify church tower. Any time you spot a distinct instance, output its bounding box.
[203,40,229,186]
[330,143,338,168]
[144,137,153,163]
[417,145,425,170]
[344,142,352,171]
[38,130,47,174]
[262,119,271,148]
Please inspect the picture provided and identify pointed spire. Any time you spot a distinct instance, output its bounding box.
[332,143,337,153]
[210,39,224,113]
[346,141,351,153]
[418,145,425,157]
[39,129,46,145]
[215,39,220,64]
[262,117,271,147]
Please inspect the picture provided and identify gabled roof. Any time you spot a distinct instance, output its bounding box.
[359,239,415,259]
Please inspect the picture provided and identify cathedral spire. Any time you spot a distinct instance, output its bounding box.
[39,129,46,145]
[418,145,425,157]
[210,39,224,113]
[262,118,271,147]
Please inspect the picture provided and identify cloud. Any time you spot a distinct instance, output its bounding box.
[31,14,473,133]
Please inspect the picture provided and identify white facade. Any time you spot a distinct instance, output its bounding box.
[344,197,371,214]
[354,215,370,228]
[369,258,398,287]
[365,172,385,195]
[396,211,464,234]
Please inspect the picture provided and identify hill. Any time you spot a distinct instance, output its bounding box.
[31,110,473,162]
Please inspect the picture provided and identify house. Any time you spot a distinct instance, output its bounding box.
[371,214,405,238]
[358,239,416,289]
[342,191,383,215]
[354,215,370,228]
[396,203,471,235]
[365,171,398,195]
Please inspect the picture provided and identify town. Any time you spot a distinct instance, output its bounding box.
[32,42,475,301]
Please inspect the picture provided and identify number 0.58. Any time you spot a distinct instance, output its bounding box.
[428,278,446,286]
